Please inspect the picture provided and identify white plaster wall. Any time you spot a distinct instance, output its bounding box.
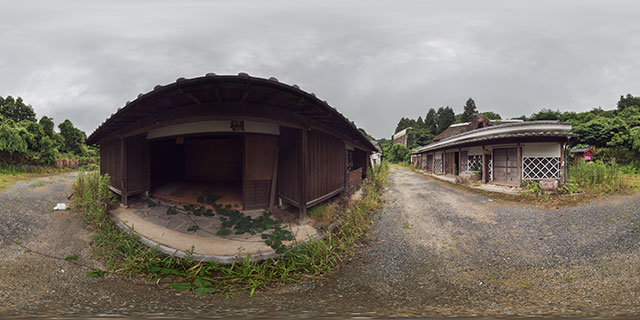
[434,152,442,160]
[147,120,280,139]
[468,146,483,155]
[523,142,560,157]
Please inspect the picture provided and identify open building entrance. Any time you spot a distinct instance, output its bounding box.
[150,135,244,210]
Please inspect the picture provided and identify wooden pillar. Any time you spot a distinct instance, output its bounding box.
[145,138,151,197]
[458,148,462,175]
[517,143,522,183]
[560,142,566,183]
[269,146,279,209]
[120,137,128,206]
[481,150,487,183]
[299,128,308,220]
[442,151,446,175]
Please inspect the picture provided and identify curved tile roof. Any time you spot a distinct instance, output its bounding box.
[414,121,577,153]
[86,73,375,151]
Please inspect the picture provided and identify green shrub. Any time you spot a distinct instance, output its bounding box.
[387,144,410,163]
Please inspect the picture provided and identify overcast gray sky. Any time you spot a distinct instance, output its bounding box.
[1,1,639,139]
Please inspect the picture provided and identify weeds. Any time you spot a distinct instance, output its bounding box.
[73,162,390,296]
[568,159,639,194]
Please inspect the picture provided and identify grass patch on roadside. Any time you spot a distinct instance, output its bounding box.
[73,162,390,296]
[0,164,80,192]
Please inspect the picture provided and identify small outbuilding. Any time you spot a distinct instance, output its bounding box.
[86,74,375,218]
[570,147,595,165]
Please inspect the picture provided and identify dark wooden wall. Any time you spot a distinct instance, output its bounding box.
[184,137,242,182]
[100,138,123,192]
[353,149,368,179]
[125,134,148,194]
[277,126,301,205]
[305,129,346,203]
[244,134,278,209]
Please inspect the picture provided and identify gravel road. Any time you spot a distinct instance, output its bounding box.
[1,168,640,318]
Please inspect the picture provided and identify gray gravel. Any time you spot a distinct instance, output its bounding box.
[1,169,640,318]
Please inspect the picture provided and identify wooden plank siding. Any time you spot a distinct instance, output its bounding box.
[125,134,149,194]
[100,138,123,192]
[305,129,346,204]
[244,134,278,210]
[277,126,301,205]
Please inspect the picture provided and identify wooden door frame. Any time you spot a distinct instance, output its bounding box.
[492,147,519,185]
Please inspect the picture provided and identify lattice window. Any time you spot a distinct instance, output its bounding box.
[468,155,482,171]
[434,159,443,174]
[523,157,560,180]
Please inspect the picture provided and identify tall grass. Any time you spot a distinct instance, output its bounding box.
[567,159,634,193]
[73,171,163,274]
[73,162,390,295]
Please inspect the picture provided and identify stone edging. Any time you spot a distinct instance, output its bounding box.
[110,214,334,265]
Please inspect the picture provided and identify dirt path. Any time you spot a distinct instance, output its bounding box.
[1,169,640,318]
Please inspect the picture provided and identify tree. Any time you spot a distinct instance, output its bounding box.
[387,144,410,163]
[0,119,28,160]
[58,119,86,155]
[617,94,640,112]
[416,116,425,128]
[631,126,640,153]
[424,108,437,134]
[461,98,478,122]
[394,117,415,134]
[19,120,45,152]
[436,106,455,134]
[407,128,434,149]
[39,116,55,137]
[481,111,502,120]
[39,136,59,165]
[0,96,36,122]
[571,117,630,148]
[530,109,562,121]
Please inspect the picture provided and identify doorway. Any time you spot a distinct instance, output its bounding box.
[492,147,519,185]
[150,135,244,209]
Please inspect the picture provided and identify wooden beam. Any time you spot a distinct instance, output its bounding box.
[269,146,279,209]
[306,187,345,207]
[458,148,462,175]
[185,92,201,105]
[481,150,487,183]
[95,103,310,144]
[299,128,308,220]
[442,151,446,175]
[560,142,565,183]
[240,84,251,103]
[145,137,151,196]
[120,137,128,206]
[517,143,522,182]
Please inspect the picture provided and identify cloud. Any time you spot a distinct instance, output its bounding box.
[1,0,640,139]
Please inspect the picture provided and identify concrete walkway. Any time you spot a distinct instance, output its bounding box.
[111,199,320,263]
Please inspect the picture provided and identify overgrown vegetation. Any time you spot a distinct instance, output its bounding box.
[73,162,390,296]
[567,159,637,193]
[0,95,96,167]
